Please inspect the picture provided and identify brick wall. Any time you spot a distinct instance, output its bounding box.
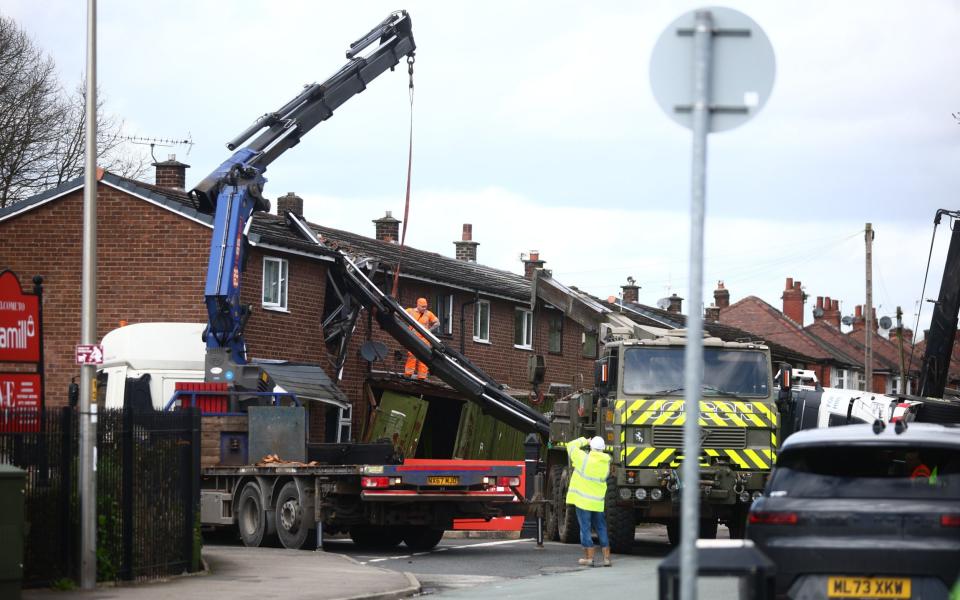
[1,184,593,443]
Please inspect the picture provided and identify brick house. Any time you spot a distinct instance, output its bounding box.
[0,162,594,449]
[718,277,915,392]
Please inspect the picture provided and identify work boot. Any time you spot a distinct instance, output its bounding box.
[578,547,595,567]
[602,547,611,567]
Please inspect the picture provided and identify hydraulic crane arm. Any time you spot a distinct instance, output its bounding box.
[919,208,960,398]
[189,12,415,389]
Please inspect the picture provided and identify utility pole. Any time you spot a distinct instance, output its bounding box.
[864,223,874,392]
[80,0,98,589]
[896,306,907,393]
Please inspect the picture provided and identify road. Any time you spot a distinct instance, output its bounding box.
[319,525,738,598]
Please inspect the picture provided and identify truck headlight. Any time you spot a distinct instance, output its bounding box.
[635,488,647,500]
[650,488,664,501]
[619,488,632,500]
[751,491,762,501]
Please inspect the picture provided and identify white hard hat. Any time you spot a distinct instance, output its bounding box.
[589,436,606,451]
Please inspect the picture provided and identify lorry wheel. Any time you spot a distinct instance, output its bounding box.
[666,518,719,546]
[604,477,635,554]
[349,526,404,549]
[275,482,311,550]
[402,526,444,551]
[555,468,580,544]
[238,482,270,547]
[543,466,562,541]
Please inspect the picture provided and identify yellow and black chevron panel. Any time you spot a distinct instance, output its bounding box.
[623,445,774,470]
[614,399,777,428]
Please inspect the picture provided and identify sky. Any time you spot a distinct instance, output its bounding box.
[4,0,959,340]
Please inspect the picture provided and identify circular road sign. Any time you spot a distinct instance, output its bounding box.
[650,6,775,133]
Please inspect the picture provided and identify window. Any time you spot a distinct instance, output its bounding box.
[514,309,533,349]
[854,370,866,391]
[338,406,352,442]
[548,313,563,354]
[833,368,847,389]
[474,300,490,343]
[582,331,598,358]
[833,368,865,391]
[622,347,770,397]
[434,293,454,336]
[262,257,288,310]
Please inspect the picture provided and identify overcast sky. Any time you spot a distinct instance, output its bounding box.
[5,1,959,340]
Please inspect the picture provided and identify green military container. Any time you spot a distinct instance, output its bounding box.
[364,391,428,458]
[453,403,524,460]
[0,464,25,600]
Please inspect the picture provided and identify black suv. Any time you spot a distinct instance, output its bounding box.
[747,422,960,599]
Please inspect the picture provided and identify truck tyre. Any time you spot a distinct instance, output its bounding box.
[238,482,270,547]
[275,482,311,550]
[666,518,719,546]
[349,526,404,549]
[604,477,635,554]
[543,466,563,541]
[555,468,580,544]
[402,526,444,551]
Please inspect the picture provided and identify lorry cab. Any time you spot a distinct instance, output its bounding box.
[97,322,206,410]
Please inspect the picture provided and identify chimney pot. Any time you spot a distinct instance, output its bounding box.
[816,296,824,309]
[786,277,793,289]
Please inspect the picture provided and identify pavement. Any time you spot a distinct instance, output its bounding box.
[23,546,420,600]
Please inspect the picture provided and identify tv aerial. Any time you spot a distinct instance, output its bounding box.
[657,297,672,310]
[119,133,194,163]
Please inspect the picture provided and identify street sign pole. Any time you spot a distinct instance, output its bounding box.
[651,7,775,599]
[680,10,713,600]
[80,0,98,589]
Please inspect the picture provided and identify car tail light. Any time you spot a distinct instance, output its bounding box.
[941,514,960,527]
[497,476,521,487]
[361,476,390,488]
[748,511,798,525]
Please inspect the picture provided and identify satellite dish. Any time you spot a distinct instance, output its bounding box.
[360,341,389,363]
[657,297,672,310]
[841,315,854,326]
[878,316,893,330]
[812,307,825,318]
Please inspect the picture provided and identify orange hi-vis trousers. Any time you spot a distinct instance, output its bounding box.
[404,307,438,380]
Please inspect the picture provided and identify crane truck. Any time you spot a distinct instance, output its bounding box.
[98,11,550,552]
[531,272,777,553]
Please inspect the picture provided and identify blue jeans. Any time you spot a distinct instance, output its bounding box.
[575,506,608,548]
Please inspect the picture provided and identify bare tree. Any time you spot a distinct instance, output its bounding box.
[0,15,149,209]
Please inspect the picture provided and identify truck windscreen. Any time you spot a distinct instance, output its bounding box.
[622,347,769,397]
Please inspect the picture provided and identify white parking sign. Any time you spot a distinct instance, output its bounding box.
[75,344,104,365]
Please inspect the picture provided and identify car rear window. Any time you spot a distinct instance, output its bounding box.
[768,445,960,499]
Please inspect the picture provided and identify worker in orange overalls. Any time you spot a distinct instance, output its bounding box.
[404,297,439,379]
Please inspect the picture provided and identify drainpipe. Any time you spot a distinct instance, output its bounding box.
[460,290,480,354]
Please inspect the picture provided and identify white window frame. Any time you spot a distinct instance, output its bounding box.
[514,309,533,349]
[337,405,352,442]
[474,300,491,343]
[833,367,847,389]
[261,256,289,311]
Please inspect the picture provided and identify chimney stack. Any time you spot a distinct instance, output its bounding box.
[621,277,640,304]
[453,223,479,262]
[852,305,865,333]
[277,192,304,218]
[714,281,730,309]
[900,328,914,344]
[522,251,546,279]
[153,154,190,190]
[782,277,805,325]
[667,293,683,314]
[704,304,721,322]
[373,211,401,243]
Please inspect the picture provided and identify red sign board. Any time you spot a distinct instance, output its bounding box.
[76,344,104,365]
[0,373,42,432]
[0,271,40,363]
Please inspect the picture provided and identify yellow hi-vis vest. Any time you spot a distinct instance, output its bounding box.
[565,437,611,512]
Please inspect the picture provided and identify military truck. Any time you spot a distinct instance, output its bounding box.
[533,273,778,553]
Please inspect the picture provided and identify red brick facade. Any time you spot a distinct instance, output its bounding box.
[0,180,594,441]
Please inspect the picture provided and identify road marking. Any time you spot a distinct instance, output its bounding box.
[358,538,532,564]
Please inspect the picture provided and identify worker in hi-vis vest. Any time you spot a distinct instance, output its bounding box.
[404,297,439,379]
[566,436,613,567]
